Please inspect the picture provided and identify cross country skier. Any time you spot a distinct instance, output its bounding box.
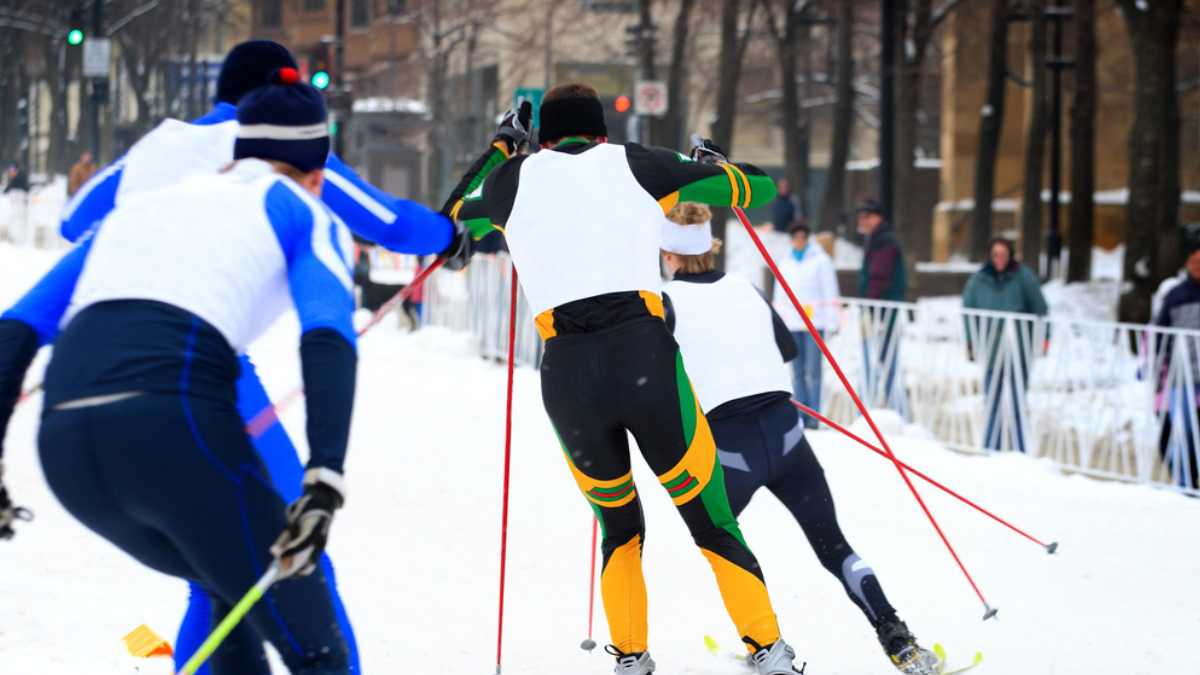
[5,74,356,675]
[0,41,479,674]
[445,83,807,675]
[658,193,941,675]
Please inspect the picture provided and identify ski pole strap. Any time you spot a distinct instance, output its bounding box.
[176,563,280,675]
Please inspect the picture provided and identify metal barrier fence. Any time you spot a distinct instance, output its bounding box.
[424,261,1200,496]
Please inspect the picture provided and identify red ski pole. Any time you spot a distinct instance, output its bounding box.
[495,263,519,674]
[734,207,997,620]
[791,400,1057,553]
[580,516,600,651]
[242,258,446,438]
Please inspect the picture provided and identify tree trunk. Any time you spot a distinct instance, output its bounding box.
[1065,0,1095,282]
[1117,0,1182,322]
[1018,0,1048,269]
[777,14,807,222]
[819,0,855,234]
[658,0,695,150]
[971,0,1008,261]
[710,0,748,270]
[893,0,933,264]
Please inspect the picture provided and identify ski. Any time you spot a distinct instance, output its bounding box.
[704,635,751,669]
[933,644,984,674]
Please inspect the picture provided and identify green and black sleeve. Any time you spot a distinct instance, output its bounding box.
[623,143,777,213]
[453,152,528,241]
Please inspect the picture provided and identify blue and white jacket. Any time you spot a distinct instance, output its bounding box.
[20,161,356,471]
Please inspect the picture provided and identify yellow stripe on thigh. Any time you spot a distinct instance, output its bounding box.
[657,394,717,506]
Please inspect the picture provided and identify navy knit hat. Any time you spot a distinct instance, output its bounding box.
[233,68,330,173]
[539,96,608,145]
[216,40,298,104]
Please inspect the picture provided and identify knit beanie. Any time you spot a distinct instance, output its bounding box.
[539,96,608,145]
[233,68,329,173]
[216,40,298,104]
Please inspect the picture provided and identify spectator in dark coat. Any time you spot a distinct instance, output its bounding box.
[1154,226,1200,491]
[855,199,908,417]
[770,177,797,233]
[962,238,1048,453]
[4,163,29,193]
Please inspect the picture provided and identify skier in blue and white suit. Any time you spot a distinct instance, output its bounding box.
[25,74,355,675]
[1,41,462,674]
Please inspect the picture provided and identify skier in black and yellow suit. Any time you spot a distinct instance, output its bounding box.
[443,84,807,675]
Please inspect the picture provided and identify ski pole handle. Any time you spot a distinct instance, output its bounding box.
[176,562,281,675]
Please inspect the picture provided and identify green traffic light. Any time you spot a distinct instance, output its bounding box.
[311,71,331,90]
[67,28,84,46]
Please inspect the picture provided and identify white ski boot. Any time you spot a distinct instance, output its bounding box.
[747,638,807,674]
[877,619,939,675]
[605,645,655,675]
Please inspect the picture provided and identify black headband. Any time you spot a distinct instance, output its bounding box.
[538,96,608,144]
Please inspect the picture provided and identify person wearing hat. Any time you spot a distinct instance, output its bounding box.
[6,40,396,673]
[3,73,356,674]
[446,83,805,675]
[660,203,940,675]
[1153,224,1200,491]
[856,199,908,416]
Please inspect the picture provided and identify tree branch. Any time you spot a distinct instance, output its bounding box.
[930,0,966,31]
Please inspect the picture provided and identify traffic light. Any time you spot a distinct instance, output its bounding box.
[311,70,331,90]
[67,8,85,46]
[309,42,334,90]
[67,28,84,46]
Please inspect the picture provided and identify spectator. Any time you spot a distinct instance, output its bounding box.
[1154,224,1200,491]
[4,162,29,193]
[962,237,1048,452]
[770,177,797,234]
[67,152,97,197]
[773,222,840,427]
[856,198,908,416]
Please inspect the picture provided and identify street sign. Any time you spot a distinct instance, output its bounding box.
[513,87,544,128]
[634,80,668,117]
[83,37,111,78]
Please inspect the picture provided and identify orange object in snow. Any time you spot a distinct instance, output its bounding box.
[123,624,174,658]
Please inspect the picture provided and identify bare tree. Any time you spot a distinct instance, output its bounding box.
[654,0,696,150]
[1018,0,1047,268]
[892,0,963,265]
[819,0,854,232]
[1065,0,1094,282]
[971,0,1008,261]
[1115,0,1183,322]
[710,0,759,268]
[761,0,816,219]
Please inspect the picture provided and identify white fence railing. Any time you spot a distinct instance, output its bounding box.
[424,261,1200,496]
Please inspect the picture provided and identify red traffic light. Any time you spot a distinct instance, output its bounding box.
[614,95,632,113]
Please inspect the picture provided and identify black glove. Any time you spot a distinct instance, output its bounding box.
[0,463,32,541]
[437,221,473,271]
[494,100,533,153]
[689,137,728,165]
[271,468,344,578]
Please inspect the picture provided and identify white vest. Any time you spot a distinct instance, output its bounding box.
[505,144,664,315]
[666,274,793,412]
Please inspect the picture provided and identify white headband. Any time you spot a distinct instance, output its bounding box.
[237,122,329,141]
[660,216,714,255]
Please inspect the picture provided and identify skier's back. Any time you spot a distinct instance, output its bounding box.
[449,83,807,675]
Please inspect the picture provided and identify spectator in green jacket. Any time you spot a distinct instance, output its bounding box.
[962,237,1048,453]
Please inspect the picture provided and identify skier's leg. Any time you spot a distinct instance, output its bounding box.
[176,582,216,675]
[204,593,272,675]
[624,326,781,652]
[234,356,361,673]
[541,337,648,655]
[763,406,898,627]
[708,412,771,516]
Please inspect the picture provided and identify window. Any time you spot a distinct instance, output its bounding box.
[260,0,282,27]
[386,0,406,15]
[304,0,325,11]
[351,0,369,27]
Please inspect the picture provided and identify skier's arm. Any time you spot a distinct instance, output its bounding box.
[453,156,527,240]
[267,183,357,476]
[440,141,512,221]
[0,238,94,458]
[59,160,124,242]
[624,143,777,212]
[443,102,532,238]
[321,152,454,255]
[752,286,799,363]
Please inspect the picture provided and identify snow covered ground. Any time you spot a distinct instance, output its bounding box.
[2,246,1199,674]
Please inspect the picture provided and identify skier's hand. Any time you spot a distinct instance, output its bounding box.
[271,469,344,578]
[0,463,33,541]
[494,100,533,153]
[438,221,473,271]
[689,137,728,165]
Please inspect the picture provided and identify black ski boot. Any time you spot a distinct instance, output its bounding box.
[876,619,940,675]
